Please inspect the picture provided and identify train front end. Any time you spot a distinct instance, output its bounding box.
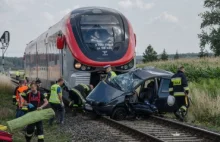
[64,7,136,87]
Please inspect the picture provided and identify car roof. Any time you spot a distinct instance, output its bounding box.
[133,66,173,80]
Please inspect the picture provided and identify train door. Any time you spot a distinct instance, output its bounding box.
[61,47,64,76]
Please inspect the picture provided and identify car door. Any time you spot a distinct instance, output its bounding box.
[155,77,175,112]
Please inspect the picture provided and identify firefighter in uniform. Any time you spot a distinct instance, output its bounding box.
[36,79,48,99]
[68,84,94,111]
[103,65,117,82]
[13,80,29,118]
[49,78,65,125]
[169,66,190,121]
[24,82,48,142]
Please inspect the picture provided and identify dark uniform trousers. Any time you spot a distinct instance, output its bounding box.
[169,70,190,115]
[25,121,44,142]
[49,103,65,124]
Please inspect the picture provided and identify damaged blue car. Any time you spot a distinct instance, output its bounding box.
[84,67,176,120]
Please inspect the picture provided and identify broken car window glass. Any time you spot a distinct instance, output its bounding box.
[108,72,143,92]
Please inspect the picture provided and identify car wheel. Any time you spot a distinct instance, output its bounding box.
[111,107,127,121]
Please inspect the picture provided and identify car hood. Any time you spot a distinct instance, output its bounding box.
[86,81,124,104]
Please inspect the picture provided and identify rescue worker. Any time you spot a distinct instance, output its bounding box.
[103,65,117,82]
[16,71,20,80]
[68,84,94,108]
[14,80,29,118]
[23,82,48,142]
[49,78,65,125]
[36,79,48,99]
[13,80,23,107]
[169,66,190,121]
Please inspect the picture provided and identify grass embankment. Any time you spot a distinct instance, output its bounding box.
[0,75,71,142]
[138,57,220,131]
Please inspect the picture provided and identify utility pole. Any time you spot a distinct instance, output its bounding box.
[0,31,10,73]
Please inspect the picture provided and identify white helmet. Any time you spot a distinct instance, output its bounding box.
[167,95,175,106]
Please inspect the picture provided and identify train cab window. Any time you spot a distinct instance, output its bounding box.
[80,15,124,50]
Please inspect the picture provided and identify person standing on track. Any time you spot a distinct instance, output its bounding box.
[48,78,65,125]
[23,82,48,142]
[103,65,117,82]
[15,71,20,80]
[169,66,190,121]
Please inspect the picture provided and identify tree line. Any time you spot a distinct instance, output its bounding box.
[142,45,180,63]
[142,44,214,63]
[0,57,24,71]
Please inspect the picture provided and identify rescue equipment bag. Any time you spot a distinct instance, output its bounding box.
[7,108,55,132]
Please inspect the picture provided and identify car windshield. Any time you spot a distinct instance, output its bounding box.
[108,72,143,92]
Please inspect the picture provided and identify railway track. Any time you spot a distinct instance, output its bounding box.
[10,77,19,86]
[10,77,220,142]
[100,116,220,142]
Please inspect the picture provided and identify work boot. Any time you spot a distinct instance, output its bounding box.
[25,136,31,142]
[174,111,181,120]
[60,121,64,125]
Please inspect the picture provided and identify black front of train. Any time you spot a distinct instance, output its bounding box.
[69,8,135,86]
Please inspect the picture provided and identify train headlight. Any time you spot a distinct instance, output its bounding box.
[75,63,81,68]
[81,65,86,70]
[124,65,128,70]
[129,62,133,68]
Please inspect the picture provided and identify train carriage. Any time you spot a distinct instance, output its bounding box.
[24,7,136,90]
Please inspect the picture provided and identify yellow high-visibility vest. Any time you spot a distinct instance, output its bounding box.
[49,84,62,104]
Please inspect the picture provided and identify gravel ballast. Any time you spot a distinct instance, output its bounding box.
[60,113,134,142]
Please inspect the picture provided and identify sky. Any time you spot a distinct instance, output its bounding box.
[0,0,205,57]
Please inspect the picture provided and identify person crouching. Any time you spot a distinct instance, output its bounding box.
[24,83,48,142]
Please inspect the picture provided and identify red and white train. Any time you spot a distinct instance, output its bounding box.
[24,7,136,89]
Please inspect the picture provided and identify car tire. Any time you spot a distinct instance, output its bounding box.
[111,107,127,121]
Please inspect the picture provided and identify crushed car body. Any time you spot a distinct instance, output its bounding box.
[84,67,175,120]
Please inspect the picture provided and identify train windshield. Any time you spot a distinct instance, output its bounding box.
[80,15,123,51]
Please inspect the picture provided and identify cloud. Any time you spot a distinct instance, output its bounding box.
[160,12,178,23]
[136,0,155,10]
[42,12,55,26]
[2,0,35,12]
[118,0,155,10]
[59,5,80,17]
[118,0,133,9]
[146,11,179,24]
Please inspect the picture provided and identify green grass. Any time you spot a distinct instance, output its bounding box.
[0,75,71,142]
